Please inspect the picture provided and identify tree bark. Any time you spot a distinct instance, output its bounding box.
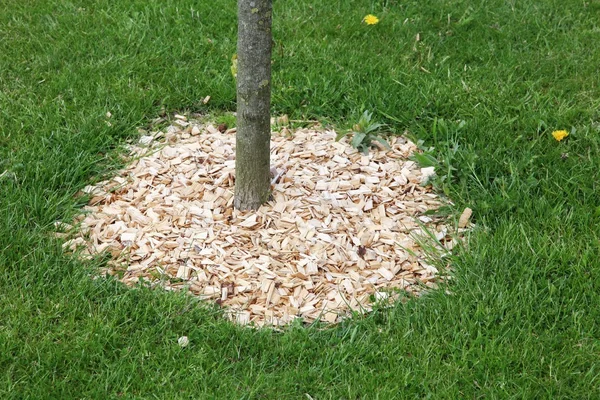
[234,0,273,210]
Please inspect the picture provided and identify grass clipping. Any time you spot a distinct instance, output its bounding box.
[64,117,465,327]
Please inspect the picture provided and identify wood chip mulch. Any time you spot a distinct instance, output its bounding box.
[62,117,465,327]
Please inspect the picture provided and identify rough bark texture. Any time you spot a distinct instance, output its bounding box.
[234,0,273,210]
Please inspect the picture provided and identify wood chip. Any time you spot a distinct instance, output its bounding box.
[458,207,473,228]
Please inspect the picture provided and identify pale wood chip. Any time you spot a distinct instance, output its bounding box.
[458,207,473,228]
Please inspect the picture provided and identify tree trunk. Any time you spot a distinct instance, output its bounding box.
[234,0,273,210]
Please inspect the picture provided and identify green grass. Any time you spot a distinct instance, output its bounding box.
[2,0,600,398]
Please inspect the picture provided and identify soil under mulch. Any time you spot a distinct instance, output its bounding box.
[62,116,467,327]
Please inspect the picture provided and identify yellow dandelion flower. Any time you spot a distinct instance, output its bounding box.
[363,14,379,25]
[552,130,569,141]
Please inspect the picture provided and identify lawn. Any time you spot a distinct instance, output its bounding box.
[1,0,600,398]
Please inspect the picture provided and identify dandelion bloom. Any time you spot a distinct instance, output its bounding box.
[363,14,379,25]
[552,130,569,141]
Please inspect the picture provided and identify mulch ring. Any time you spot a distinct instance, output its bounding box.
[60,116,470,327]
